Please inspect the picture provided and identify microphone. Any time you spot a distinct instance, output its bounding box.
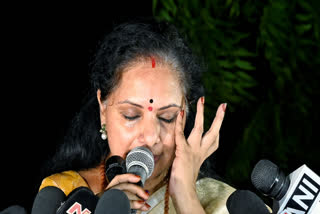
[226,189,271,214]
[56,187,98,214]
[126,146,154,214]
[105,155,126,183]
[126,146,154,187]
[251,159,320,214]
[1,205,27,214]
[95,189,130,214]
[31,186,66,214]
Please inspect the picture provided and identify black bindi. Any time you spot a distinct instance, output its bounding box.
[149,99,153,103]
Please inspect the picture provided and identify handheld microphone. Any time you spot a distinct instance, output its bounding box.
[126,146,154,187]
[126,146,154,214]
[31,186,66,214]
[251,159,320,214]
[226,189,271,214]
[105,155,126,183]
[95,189,130,214]
[56,187,98,214]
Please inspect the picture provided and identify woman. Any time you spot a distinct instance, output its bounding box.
[39,18,235,214]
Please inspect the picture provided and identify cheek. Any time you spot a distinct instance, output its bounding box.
[160,123,176,153]
[105,117,136,158]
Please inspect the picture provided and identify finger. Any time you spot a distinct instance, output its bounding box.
[141,203,151,211]
[204,134,220,160]
[131,200,151,211]
[175,108,186,147]
[188,97,205,144]
[111,183,149,200]
[203,103,226,147]
[130,200,145,210]
[122,190,142,201]
[107,173,141,188]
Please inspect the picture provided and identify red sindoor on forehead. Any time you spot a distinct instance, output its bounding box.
[151,56,156,68]
[148,99,153,111]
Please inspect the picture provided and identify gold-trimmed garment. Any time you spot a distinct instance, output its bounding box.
[39,170,89,196]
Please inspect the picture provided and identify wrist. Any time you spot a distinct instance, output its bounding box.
[170,183,197,203]
[169,173,197,197]
[170,186,205,214]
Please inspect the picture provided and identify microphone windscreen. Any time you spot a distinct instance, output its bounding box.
[226,190,270,214]
[251,159,290,200]
[251,159,278,193]
[95,189,130,214]
[31,186,66,214]
[56,187,98,214]
[126,146,154,186]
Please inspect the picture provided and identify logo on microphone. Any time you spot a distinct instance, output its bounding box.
[280,210,292,214]
[66,202,91,214]
[283,173,320,213]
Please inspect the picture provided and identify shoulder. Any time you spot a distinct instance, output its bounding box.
[39,170,89,196]
[196,177,236,214]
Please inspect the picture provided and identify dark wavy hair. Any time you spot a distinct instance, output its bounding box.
[45,17,206,177]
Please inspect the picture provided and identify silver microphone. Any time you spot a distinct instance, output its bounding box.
[126,146,154,187]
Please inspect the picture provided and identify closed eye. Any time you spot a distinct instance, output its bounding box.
[124,115,140,121]
[159,116,176,123]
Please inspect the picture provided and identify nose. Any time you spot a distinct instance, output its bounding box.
[139,118,160,148]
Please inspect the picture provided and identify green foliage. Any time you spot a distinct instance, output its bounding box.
[154,0,259,119]
[153,0,320,188]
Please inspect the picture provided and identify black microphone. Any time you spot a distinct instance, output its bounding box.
[226,189,271,214]
[95,189,130,214]
[31,186,66,214]
[105,155,126,183]
[251,159,290,201]
[251,159,320,214]
[126,146,154,187]
[1,205,27,214]
[56,187,98,214]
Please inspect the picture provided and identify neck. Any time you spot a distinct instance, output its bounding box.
[78,163,106,195]
[144,168,170,195]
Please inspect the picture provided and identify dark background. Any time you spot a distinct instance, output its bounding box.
[2,1,320,213]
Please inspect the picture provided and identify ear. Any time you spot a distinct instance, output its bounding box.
[97,89,107,125]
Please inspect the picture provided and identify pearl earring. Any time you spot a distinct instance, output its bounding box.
[100,124,107,140]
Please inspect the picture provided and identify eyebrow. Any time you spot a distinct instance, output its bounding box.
[117,100,181,110]
[159,104,181,110]
[117,100,143,108]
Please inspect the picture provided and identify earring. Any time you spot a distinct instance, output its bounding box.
[100,124,107,140]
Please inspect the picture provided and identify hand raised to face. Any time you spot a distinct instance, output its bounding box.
[169,97,227,196]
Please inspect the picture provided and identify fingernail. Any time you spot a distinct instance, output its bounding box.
[145,203,151,208]
[201,96,205,104]
[180,110,184,118]
[222,103,227,112]
[137,200,145,203]
[145,190,149,195]
[134,175,141,179]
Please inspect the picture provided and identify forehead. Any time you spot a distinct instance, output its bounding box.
[110,62,183,104]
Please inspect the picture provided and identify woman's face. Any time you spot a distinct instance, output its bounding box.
[98,60,185,191]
